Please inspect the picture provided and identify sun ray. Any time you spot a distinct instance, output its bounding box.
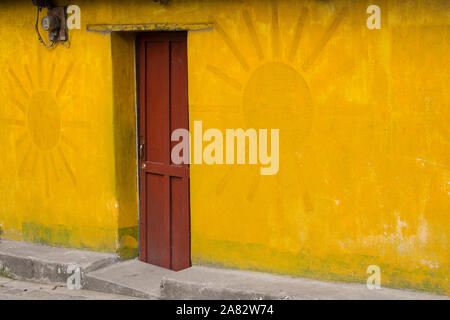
[207,65,242,91]
[8,68,30,99]
[25,64,36,91]
[18,147,32,176]
[15,132,29,147]
[55,62,74,96]
[0,118,25,126]
[288,7,308,63]
[242,9,264,61]
[271,0,280,59]
[61,120,90,128]
[213,20,249,72]
[57,146,77,186]
[216,166,233,195]
[60,134,78,150]
[46,62,56,90]
[49,151,60,181]
[36,48,43,89]
[31,151,40,178]
[11,96,26,114]
[302,7,347,72]
[43,155,50,197]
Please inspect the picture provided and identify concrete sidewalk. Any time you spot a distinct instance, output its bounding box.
[0,240,448,300]
[0,276,140,300]
[83,259,173,299]
[159,265,448,300]
[0,239,117,284]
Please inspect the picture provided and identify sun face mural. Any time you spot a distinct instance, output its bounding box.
[204,4,346,202]
[4,52,87,198]
[0,29,118,249]
[188,2,349,259]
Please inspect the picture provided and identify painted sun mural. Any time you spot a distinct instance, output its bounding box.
[207,3,347,208]
[4,51,88,197]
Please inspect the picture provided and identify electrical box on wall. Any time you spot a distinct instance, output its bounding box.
[42,6,67,42]
[32,0,68,46]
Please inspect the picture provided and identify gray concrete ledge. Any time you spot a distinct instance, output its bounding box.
[84,259,174,299]
[160,266,449,300]
[0,276,140,300]
[1,240,448,300]
[0,240,117,284]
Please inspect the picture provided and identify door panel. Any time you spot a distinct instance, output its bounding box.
[169,39,190,271]
[147,173,170,267]
[146,41,169,164]
[171,176,190,270]
[138,32,190,271]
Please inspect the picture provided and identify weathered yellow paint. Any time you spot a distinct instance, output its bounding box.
[0,1,118,252]
[0,0,448,294]
[111,32,139,259]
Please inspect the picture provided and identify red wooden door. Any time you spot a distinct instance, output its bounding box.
[137,32,190,271]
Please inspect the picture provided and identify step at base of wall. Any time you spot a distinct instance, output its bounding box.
[83,259,174,299]
[0,240,118,284]
[159,266,448,300]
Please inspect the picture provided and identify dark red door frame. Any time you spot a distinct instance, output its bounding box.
[137,32,190,271]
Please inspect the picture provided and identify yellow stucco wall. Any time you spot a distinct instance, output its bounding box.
[0,1,119,251]
[0,0,448,294]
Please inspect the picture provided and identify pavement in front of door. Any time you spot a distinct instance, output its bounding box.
[0,239,448,300]
[0,276,141,300]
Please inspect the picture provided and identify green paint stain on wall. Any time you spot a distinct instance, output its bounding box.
[118,225,138,260]
[192,237,448,295]
[22,222,71,246]
[21,222,116,253]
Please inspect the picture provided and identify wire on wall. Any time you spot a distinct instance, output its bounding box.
[35,6,56,48]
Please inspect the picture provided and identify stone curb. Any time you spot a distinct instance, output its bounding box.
[0,240,118,285]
